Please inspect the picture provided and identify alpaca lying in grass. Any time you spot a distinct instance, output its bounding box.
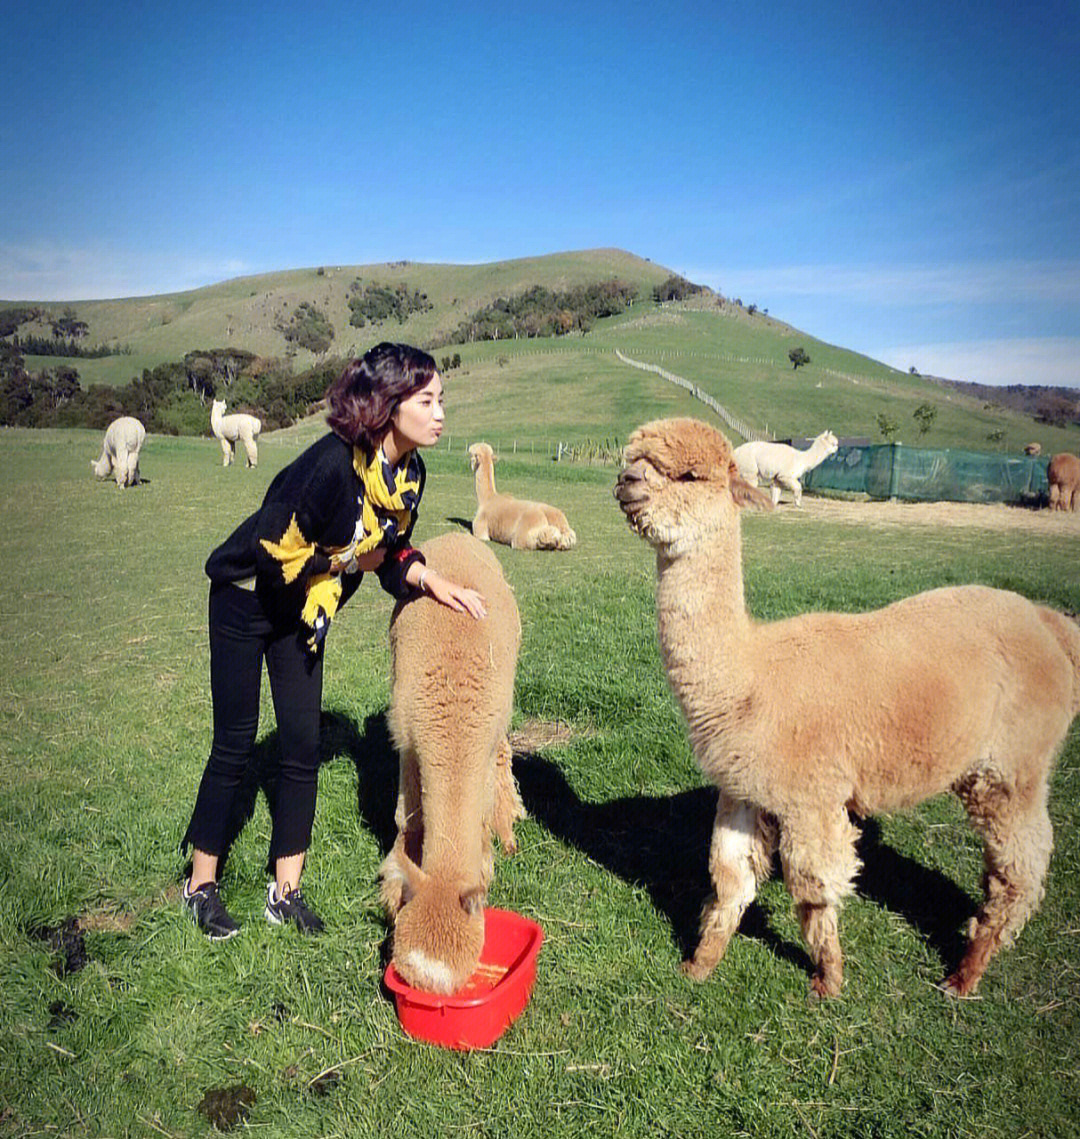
[732,429,838,506]
[469,442,576,550]
[1048,452,1079,512]
[90,416,145,487]
[210,399,261,468]
[615,417,1080,998]
[379,532,526,993]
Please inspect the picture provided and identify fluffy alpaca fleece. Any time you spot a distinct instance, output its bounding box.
[379,532,526,993]
[1047,452,1080,512]
[469,442,576,550]
[210,399,261,468]
[90,416,145,487]
[615,417,1080,998]
[732,429,839,506]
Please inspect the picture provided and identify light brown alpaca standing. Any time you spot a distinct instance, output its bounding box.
[469,442,576,550]
[615,417,1080,998]
[1047,452,1080,512]
[379,532,526,993]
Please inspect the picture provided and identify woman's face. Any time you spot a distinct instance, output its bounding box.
[391,373,444,451]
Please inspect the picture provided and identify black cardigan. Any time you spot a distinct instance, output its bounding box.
[205,432,425,626]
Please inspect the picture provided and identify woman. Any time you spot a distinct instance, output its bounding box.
[181,342,485,939]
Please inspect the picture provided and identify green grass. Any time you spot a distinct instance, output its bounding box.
[1,426,1079,1137]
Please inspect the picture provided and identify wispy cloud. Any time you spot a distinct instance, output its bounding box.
[686,261,1080,308]
[0,242,252,301]
[872,337,1080,387]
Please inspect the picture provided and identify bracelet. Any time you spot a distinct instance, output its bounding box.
[417,569,428,593]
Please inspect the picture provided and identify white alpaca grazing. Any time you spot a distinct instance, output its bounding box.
[733,429,839,506]
[90,417,146,488]
[210,399,261,468]
[468,442,577,550]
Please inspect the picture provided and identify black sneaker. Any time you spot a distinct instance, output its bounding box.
[183,879,240,940]
[265,883,324,934]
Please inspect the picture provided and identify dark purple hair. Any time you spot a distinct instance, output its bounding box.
[325,342,438,458]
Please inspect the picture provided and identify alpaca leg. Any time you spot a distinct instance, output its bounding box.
[113,447,129,487]
[491,736,525,854]
[472,517,490,541]
[243,436,258,468]
[777,474,801,506]
[683,797,775,981]
[945,773,1053,996]
[219,438,233,466]
[780,808,860,997]
[379,747,423,917]
[770,482,782,506]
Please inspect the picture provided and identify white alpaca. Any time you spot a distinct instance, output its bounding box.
[733,429,839,506]
[616,417,1080,998]
[90,417,145,488]
[468,442,577,550]
[210,399,261,468]
[379,532,526,993]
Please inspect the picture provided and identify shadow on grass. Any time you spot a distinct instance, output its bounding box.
[513,752,974,980]
[445,515,473,531]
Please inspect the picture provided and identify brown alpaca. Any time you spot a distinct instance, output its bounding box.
[615,417,1080,998]
[1047,452,1080,512]
[379,532,526,993]
[469,442,577,550]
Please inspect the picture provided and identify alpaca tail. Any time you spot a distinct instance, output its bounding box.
[1038,606,1080,717]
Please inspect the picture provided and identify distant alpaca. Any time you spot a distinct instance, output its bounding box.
[210,399,261,468]
[1024,442,1042,457]
[468,442,576,550]
[732,430,839,506]
[379,532,526,993]
[1047,452,1080,512]
[616,417,1080,998]
[90,417,145,488]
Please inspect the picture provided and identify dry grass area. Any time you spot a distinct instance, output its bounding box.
[785,495,1080,534]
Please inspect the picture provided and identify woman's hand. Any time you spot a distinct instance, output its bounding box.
[420,569,487,619]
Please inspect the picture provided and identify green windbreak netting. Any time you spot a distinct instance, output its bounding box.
[803,445,1050,504]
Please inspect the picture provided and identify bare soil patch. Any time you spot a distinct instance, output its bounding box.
[510,718,582,753]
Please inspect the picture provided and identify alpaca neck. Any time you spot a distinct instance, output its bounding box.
[211,406,224,437]
[654,511,753,736]
[474,457,497,506]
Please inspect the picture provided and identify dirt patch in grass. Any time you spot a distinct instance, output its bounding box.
[785,496,1080,535]
[510,718,583,753]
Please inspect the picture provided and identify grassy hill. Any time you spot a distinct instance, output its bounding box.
[8,248,1080,455]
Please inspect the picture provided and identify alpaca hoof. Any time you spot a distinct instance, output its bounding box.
[680,958,714,983]
[941,971,979,999]
[810,973,841,999]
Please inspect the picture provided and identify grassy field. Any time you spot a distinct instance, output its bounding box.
[1,424,1079,1138]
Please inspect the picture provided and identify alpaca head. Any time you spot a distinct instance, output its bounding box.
[385,851,486,994]
[212,399,227,416]
[816,430,839,457]
[468,442,495,472]
[615,418,770,550]
[90,456,110,479]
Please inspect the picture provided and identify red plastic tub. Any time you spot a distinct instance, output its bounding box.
[384,908,544,1050]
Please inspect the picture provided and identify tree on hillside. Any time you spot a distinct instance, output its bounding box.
[653,275,703,303]
[876,412,898,441]
[789,347,811,370]
[50,306,88,340]
[913,403,937,436]
[276,303,334,354]
[0,307,44,338]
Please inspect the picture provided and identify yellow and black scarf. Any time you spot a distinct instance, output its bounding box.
[297,447,422,647]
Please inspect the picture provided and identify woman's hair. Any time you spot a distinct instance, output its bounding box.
[325,342,438,456]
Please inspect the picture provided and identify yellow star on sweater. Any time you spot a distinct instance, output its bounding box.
[260,514,315,584]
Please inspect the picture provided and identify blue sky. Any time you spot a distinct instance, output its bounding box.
[2,1,1077,387]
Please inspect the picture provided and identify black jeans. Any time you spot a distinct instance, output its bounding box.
[182,582,324,872]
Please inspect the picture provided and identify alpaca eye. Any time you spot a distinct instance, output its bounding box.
[678,471,697,482]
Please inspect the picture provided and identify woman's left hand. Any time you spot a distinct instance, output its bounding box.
[422,570,487,619]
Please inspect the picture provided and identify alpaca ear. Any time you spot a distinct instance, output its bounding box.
[459,885,487,915]
[393,849,430,904]
[729,461,773,512]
